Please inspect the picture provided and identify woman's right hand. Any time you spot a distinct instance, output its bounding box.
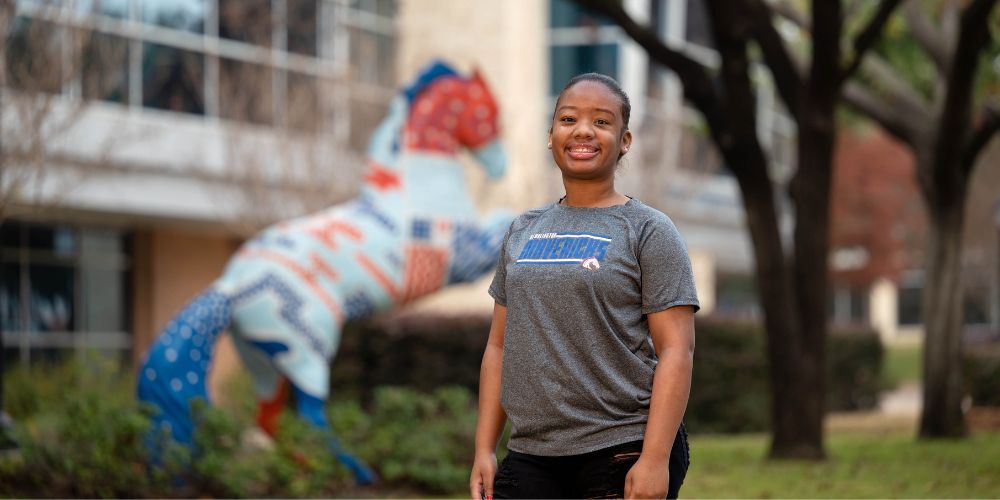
[469,450,498,500]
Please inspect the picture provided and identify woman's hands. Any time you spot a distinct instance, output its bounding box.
[469,451,498,500]
[624,454,669,499]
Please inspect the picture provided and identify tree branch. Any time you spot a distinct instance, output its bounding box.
[842,80,923,147]
[934,0,998,183]
[902,0,949,72]
[771,0,809,29]
[859,53,932,119]
[745,0,803,122]
[961,106,1000,174]
[840,0,904,83]
[570,0,728,152]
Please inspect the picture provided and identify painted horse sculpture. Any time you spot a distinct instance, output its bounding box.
[137,61,513,484]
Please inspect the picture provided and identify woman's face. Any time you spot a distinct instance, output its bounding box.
[548,80,632,182]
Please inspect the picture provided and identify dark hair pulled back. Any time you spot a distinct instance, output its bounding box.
[553,72,631,132]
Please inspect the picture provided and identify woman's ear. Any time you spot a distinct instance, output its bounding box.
[547,128,553,149]
[620,129,633,155]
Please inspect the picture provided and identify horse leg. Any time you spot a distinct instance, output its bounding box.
[230,280,376,485]
[229,327,289,437]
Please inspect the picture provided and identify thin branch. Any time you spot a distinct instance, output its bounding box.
[840,0,905,83]
[771,0,809,29]
[859,53,932,118]
[961,105,1000,174]
[746,0,803,121]
[842,80,923,146]
[902,0,949,72]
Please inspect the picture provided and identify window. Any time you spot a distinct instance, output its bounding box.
[4,17,65,94]
[287,0,318,56]
[142,43,205,115]
[549,44,619,96]
[82,32,130,103]
[219,0,271,47]
[140,0,206,33]
[1,221,131,363]
[549,0,620,95]
[8,0,397,143]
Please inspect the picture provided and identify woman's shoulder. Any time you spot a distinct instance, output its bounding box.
[508,202,558,232]
[623,198,679,230]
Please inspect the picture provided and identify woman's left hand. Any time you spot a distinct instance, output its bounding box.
[624,454,669,499]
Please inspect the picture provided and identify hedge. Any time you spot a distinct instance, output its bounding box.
[332,312,884,433]
[964,342,1000,407]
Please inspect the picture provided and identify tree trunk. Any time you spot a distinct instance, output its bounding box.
[919,184,970,438]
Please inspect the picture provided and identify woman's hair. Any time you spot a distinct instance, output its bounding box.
[553,72,631,132]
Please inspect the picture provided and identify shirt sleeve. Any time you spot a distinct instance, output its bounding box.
[639,216,700,314]
[488,221,515,306]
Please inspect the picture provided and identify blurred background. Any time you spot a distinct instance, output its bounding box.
[0,0,998,497]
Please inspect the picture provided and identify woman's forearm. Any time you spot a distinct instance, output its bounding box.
[475,343,507,454]
[641,348,693,460]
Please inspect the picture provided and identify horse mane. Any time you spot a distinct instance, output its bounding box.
[402,60,460,104]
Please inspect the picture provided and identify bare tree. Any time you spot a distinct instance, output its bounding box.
[215,57,379,235]
[0,2,127,220]
[572,0,902,458]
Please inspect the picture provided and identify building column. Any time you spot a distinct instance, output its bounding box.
[869,277,898,344]
[690,249,716,315]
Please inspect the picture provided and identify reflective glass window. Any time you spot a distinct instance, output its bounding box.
[219,0,271,47]
[4,17,64,94]
[82,31,130,104]
[549,43,618,95]
[288,0,318,56]
[140,0,206,33]
[349,28,395,86]
[142,43,205,115]
[550,0,613,28]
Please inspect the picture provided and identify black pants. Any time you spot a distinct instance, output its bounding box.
[493,424,690,499]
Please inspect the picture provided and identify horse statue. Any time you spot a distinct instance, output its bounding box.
[137,61,513,485]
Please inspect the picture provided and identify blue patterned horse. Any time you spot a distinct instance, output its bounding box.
[137,61,512,484]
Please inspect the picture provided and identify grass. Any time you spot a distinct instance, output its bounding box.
[683,430,1000,498]
[882,344,922,389]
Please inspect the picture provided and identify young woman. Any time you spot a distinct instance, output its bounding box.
[469,73,699,499]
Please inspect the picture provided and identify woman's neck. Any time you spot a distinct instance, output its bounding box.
[560,178,629,208]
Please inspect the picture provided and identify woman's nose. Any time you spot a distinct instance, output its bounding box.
[573,122,594,139]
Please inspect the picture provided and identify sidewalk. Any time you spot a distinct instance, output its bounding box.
[825,383,921,433]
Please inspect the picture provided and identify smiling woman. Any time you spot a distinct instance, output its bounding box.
[471,73,700,500]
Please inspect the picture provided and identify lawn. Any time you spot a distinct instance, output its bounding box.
[882,344,922,388]
[683,429,1000,498]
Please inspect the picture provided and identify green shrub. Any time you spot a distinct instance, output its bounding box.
[331,385,477,493]
[335,313,884,435]
[687,319,883,433]
[1,354,477,497]
[0,355,166,497]
[964,342,1000,406]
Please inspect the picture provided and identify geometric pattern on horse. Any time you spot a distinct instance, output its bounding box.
[229,273,327,356]
[137,287,231,446]
[449,221,509,284]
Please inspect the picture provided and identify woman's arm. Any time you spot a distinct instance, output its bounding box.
[470,303,508,500]
[625,305,696,499]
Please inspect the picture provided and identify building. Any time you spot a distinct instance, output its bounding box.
[5,0,994,373]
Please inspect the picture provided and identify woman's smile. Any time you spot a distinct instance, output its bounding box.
[567,143,600,160]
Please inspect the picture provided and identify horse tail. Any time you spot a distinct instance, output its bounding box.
[137,285,231,450]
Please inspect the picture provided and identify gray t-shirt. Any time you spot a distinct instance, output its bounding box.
[489,198,699,456]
